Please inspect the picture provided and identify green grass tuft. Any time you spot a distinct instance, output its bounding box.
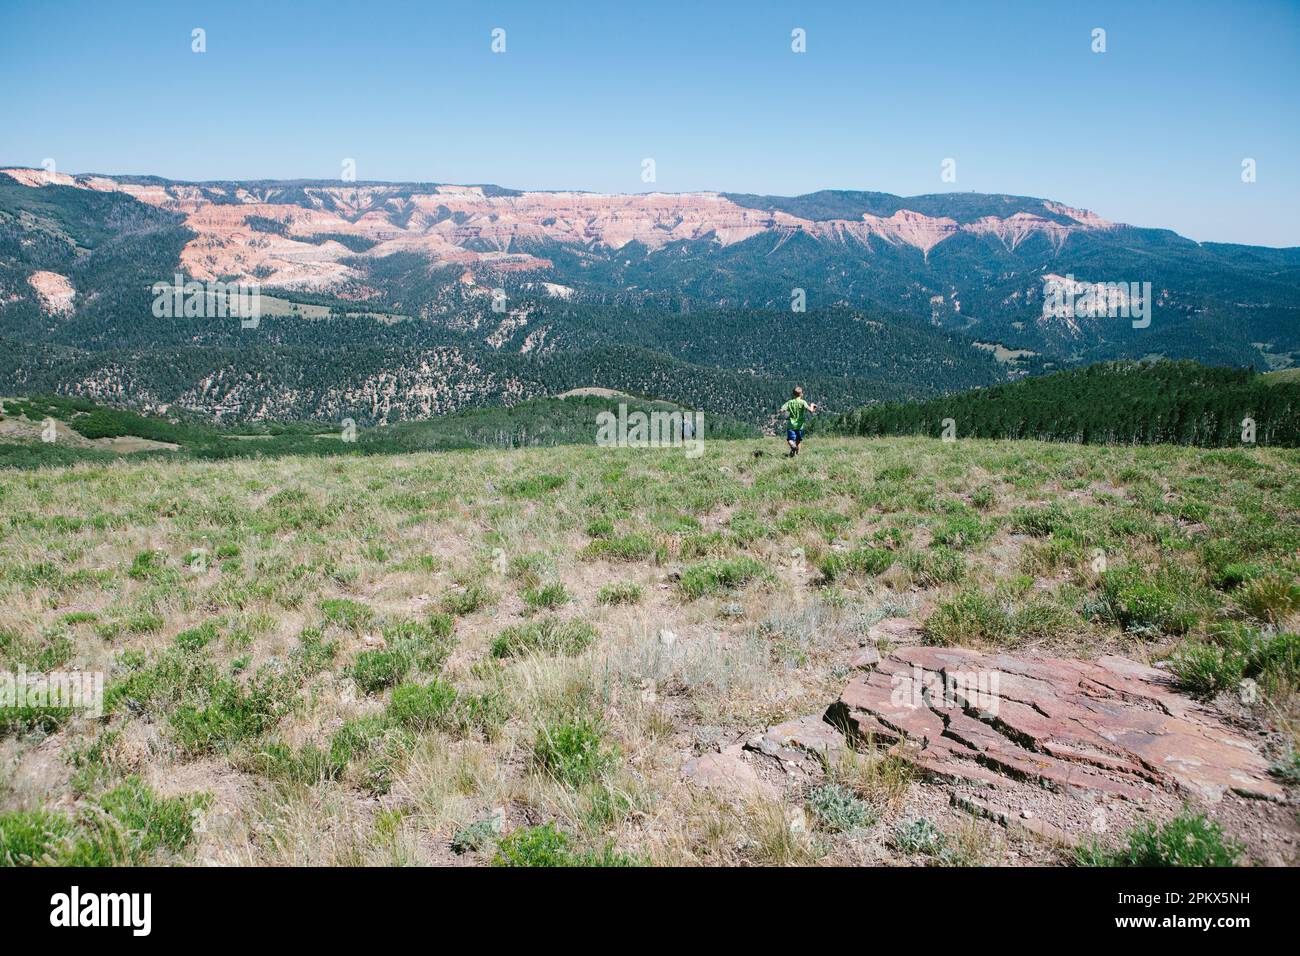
[596,581,643,605]
[492,822,640,867]
[679,557,767,599]
[386,680,458,730]
[1076,810,1242,867]
[532,716,618,788]
[523,582,571,611]
[491,617,597,659]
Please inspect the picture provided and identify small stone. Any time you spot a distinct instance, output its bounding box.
[867,617,924,645]
[748,715,847,764]
[683,746,776,800]
[848,646,881,669]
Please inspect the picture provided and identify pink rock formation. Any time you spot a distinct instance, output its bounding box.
[1,169,1114,292]
[26,270,75,315]
[829,645,1283,804]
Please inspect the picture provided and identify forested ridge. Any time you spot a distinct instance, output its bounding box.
[833,361,1300,447]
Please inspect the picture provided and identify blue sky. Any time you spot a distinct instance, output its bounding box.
[1,0,1297,245]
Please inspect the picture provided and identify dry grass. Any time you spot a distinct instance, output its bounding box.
[1,436,1297,865]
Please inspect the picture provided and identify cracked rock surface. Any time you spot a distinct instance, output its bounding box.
[828,645,1283,804]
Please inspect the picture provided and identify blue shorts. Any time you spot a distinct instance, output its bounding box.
[786,429,804,443]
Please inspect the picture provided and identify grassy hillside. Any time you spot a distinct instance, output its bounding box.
[1,435,1296,866]
[0,394,757,469]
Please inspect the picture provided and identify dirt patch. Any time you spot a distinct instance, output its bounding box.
[90,436,179,453]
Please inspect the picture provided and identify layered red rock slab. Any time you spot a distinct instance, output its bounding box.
[828,646,1283,804]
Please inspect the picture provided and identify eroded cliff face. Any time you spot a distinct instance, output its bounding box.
[1,169,1112,291]
[26,270,76,315]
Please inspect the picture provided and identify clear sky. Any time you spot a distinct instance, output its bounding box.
[2,0,1297,245]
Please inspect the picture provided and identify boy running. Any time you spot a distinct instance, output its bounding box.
[780,387,816,457]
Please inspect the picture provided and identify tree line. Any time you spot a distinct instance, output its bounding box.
[831,361,1300,447]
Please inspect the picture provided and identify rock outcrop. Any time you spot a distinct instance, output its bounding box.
[26,270,75,315]
[828,645,1283,804]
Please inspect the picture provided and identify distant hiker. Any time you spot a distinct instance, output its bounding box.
[780,387,816,457]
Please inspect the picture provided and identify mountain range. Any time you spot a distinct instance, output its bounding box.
[2,167,1297,424]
